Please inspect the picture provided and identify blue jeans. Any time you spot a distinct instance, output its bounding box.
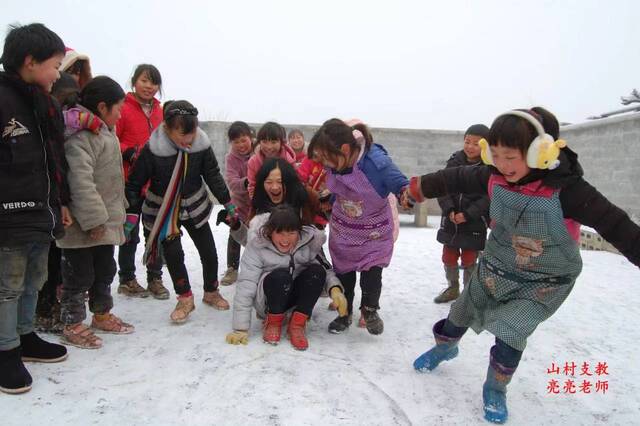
[0,243,50,351]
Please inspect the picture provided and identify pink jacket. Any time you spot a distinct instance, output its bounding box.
[225,150,251,222]
[247,144,296,198]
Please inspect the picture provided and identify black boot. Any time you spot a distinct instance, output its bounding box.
[20,332,68,363]
[0,347,32,394]
[328,314,352,334]
[362,306,384,335]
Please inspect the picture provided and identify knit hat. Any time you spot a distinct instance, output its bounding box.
[465,124,489,138]
[59,48,89,72]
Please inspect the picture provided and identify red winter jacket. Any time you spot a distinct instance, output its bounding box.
[116,92,162,179]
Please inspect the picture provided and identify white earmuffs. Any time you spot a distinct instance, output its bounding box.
[479,110,567,170]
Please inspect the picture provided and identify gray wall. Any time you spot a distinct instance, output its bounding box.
[201,112,640,220]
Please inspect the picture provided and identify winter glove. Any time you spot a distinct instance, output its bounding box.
[123,214,139,242]
[216,209,230,227]
[226,330,249,345]
[224,202,238,221]
[330,286,348,317]
[122,147,137,163]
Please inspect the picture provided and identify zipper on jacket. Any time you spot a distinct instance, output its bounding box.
[35,114,56,239]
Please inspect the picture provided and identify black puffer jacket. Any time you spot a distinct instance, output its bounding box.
[436,150,489,250]
[0,72,66,246]
[126,127,231,227]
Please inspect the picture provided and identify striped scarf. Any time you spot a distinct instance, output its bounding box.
[143,151,189,265]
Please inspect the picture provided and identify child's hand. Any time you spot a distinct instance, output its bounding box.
[453,212,467,224]
[123,214,139,241]
[61,206,73,228]
[330,286,348,317]
[400,187,416,210]
[449,211,456,222]
[88,225,106,241]
[224,202,239,222]
[407,177,425,204]
[226,330,249,345]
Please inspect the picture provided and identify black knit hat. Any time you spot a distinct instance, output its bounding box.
[464,124,489,138]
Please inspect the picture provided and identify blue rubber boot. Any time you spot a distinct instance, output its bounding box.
[413,319,461,372]
[482,353,516,424]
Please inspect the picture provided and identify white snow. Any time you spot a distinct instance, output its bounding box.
[3,208,639,425]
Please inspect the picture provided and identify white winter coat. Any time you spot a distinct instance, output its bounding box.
[231,213,341,331]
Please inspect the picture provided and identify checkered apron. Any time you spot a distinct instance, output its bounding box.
[326,161,394,274]
[448,177,583,351]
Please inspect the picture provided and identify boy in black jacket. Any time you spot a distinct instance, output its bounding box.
[434,124,490,303]
[0,23,71,394]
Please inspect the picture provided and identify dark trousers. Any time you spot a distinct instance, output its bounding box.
[227,233,241,269]
[36,242,62,316]
[162,221,219,296]
[441,318,523,369]
[60,245,116,325]
[336,266,383,314]
[118,222,163,283]
[263,264,325,316]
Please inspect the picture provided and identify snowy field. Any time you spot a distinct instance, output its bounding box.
[3,208,639,426]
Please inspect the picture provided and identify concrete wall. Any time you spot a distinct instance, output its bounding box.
[201,112,640,220]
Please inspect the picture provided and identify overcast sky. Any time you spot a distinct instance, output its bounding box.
[2,0,639,130]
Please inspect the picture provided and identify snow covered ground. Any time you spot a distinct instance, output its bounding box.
[3,209,639,426]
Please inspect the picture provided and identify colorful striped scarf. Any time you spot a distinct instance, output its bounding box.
[143,151,189,265]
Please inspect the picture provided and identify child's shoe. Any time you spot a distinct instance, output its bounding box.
[170,294,195,323]
[147,277,170,300]
[202,289,230,310]
[434,265,460,303]
[91,313,135,334]
[220,267,238,286]
[361,306,384,335]
[61,323,103,349]
[0,347,32,394]
[482,357,516,424]
[20,332,68,363]
[263,313,286,345]
[413,319,460,372]
[117,278,150,298]
[328,314,352,334]
[287,311,309,350]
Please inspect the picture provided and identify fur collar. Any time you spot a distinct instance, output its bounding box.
[148,126,212,157]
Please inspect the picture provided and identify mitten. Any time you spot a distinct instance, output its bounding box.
[224,202,238,220]
[226,330,249,345]
[123,213,139,241]
[330,286,348,317]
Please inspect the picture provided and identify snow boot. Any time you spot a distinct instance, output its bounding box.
[20,332,68,363]
[147,277,170,300]
[328,314,352,334]
[117,278,150,298]
[202,289,230,310]
[361,306,384,335]
[482,351,516,424]
[434,265,460,303]
[263,313,285,345]
[170,294,195,323]
[0,347,32,394]
[413,319,460,372]
[220,267,238,286]
[287,311,309,350]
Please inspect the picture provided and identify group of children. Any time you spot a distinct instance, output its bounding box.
[1,22,639,425]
